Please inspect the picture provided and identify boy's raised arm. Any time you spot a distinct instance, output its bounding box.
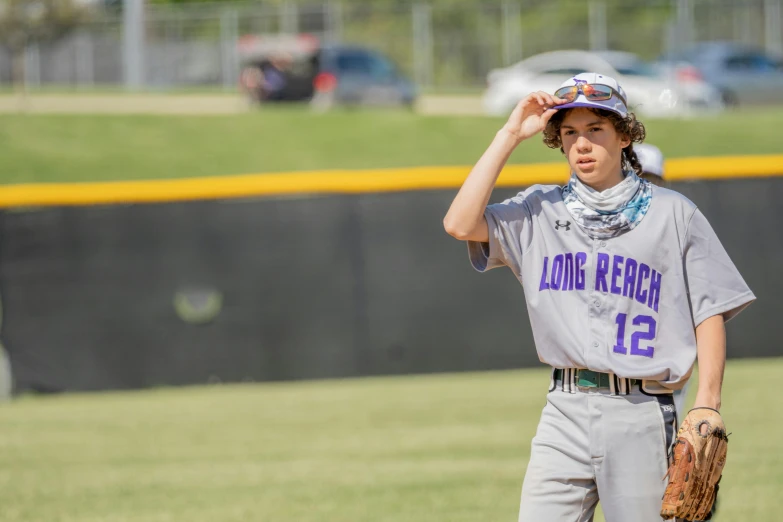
[443,92,564,242]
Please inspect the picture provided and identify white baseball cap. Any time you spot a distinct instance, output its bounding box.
[634,143,665,178]
[555,72,628,118]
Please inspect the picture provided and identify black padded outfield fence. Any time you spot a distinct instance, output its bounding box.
[1,166,781,394]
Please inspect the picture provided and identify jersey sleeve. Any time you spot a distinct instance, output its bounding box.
[467,193,533,276]
[683,208,755,326]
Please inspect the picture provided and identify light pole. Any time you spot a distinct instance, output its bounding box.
[122,0,144,89]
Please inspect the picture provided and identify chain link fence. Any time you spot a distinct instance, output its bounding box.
[0,0,781,90]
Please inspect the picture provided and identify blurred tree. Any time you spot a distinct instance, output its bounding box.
[137,0,674,86]
[0,0,89,87]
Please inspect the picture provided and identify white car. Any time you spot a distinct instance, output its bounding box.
[483,50,724,118]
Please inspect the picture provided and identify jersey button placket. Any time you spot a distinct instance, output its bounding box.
[586,238,605,367]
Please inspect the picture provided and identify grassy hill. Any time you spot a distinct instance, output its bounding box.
[1,107,781,185]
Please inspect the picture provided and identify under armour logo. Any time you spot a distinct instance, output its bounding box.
[555,220,571,231]
[661,404,674,413]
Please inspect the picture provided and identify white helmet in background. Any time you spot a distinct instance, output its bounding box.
[634,143,664,179]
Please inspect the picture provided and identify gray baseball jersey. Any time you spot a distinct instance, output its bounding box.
[468,184,755,388]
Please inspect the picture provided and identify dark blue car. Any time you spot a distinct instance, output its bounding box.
[238,35,417,109]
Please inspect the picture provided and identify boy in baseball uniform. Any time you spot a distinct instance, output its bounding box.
[443,73,754,521]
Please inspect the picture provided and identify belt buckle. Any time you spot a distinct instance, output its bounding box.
[576,370,598,388]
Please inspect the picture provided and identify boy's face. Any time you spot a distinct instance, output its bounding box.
[560,108,630,190]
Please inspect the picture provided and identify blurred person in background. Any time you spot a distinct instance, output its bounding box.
[635,142,714,521]
[239,52,294,103]
[635,145,688,413]
[259,52,293,102]
[635,143,666,187]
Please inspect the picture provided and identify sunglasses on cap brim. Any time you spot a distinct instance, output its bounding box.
[554,83,627,106]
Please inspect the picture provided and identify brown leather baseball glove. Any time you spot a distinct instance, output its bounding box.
[661,407,729,521]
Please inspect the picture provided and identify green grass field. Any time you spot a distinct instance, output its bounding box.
[1,358,781,522]
[1,107,782,185]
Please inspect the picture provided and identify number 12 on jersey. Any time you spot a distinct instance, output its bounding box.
[613,313,656,358]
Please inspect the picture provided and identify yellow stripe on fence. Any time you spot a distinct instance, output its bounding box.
[0,154,781,208]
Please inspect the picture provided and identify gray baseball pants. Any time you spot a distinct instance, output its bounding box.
[517,369,678,522]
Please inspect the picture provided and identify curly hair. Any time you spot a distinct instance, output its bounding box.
[542,108,647,176]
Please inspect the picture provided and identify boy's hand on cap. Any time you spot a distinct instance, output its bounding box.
[502,91,566,143]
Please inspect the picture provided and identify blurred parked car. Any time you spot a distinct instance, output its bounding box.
[483,49,724,117]
[237,34,417,109]
[656,41,783,107]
